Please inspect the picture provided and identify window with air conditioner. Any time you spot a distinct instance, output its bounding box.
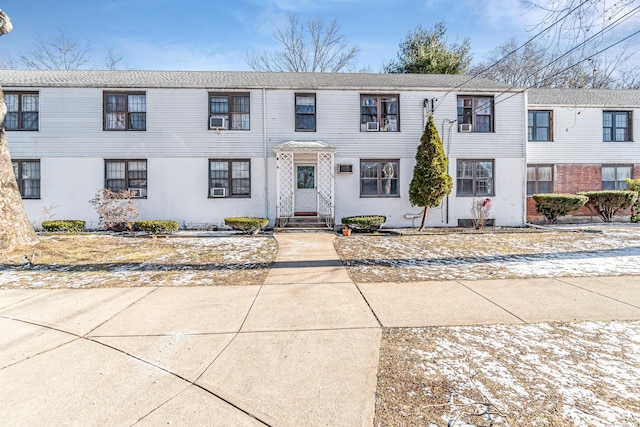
[209,93,250,130]
[360,94,399,132]
[457,96,494,133]
[338,164,353,173]
[209,159,251,198]
[105,160,147,197]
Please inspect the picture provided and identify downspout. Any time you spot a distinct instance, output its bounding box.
[522,90,529,226]
[263,88,269,222]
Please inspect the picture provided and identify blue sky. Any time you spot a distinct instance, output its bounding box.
[0,0,561,71]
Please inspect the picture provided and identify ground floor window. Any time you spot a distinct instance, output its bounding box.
[360,160,399,197]
[105,160,147,197]
[12,159,40,199]
[527,164,553,195]
[602,165,631,190]
[209,159,251,197]
[457,160,494,196]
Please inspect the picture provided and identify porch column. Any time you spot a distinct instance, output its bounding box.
[275,151,295,217]
[317,151,335,219]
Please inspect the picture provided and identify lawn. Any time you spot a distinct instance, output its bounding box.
[0,234,277,288]
[335,226,640,282]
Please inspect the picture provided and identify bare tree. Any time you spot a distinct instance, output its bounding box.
[0,10,38,251]
[247,14,360,72]
[105,48,128,70]
[471,38,619,88]
[18,30,92,70]
[516,0,640,88]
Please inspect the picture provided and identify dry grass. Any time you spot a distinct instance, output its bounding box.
[0,234,277,288]
[335,227,640,282]
[376,322,640,426]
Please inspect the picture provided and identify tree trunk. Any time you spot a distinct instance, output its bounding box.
[0,10,38,251]
[0,87,39,251]
[419,206,429,231]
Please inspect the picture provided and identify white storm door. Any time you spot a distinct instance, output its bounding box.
[295,164,317,213]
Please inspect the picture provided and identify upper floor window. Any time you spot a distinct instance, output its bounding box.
[12,160,41,199]
[457,160,494,196]
[295,94,316,132]
[527,165,553,195]
[528,110,552,141]
[360,95,399,132]
[603,111,632,142]
[457,96,494,132]
[360,160,399,197]
[104,92,146,130]
[602,165,631,190]
[209,159,251,198]
[209,93,250,130]
[105,160,147,197]
[4,92,39,131]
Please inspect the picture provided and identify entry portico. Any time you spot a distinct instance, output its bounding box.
[273,141,336,228]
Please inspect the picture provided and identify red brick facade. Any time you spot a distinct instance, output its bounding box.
[526,163,639,222]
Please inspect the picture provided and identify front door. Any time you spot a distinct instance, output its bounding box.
[295,164,317,214]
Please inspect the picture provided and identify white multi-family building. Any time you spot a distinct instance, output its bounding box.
[2,70,528,229]
[526,88,640,221]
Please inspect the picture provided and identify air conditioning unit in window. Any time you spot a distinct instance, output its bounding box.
[209,117,227,129]
[210,187,226,197]
[128,188,146,198]
[366,121,379,131]
[459,123,473,132]
[337,164,353,174]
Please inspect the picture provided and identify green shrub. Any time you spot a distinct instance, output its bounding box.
[578,190,638,223]
[224,217,269,235]
[532,194,588,224]
[134,220,179,234]
[341,215,386,231]
[41,220,86,233]
[625,178,640,223]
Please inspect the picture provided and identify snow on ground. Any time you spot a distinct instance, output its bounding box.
[376,321,640,426]
[0,235,277,288]
[336,226,640,282]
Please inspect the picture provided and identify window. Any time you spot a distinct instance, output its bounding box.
[603,111,632,142]
[105,160,147,197]
[3,92,39,130]
[12,160,40,199]
[360,160,399,197]
[295,94,316,131]
[602,165,631,190]
[527,165,553,195]
[104,92,146,130]
[209,159,251,197]
[360,95,399,132]
[209,93,250,130]
[457,160,494,196]
[457,96,494,132]
[528,111,552,141]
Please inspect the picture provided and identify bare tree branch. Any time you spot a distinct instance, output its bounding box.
[18,30,92,70]
[247,14,360,72]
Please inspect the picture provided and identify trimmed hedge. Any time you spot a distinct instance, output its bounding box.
[224,217,269,234]
[532,194,588,224]
[134,220,179,234]
[41,220,86,233]
[341,215,386,231]
[625,178,640,223]
[578,190,638,223]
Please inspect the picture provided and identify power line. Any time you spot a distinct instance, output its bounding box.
[493,27,640,107]
[433,0,590,111]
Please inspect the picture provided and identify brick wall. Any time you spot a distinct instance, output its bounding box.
[526,163,639,221]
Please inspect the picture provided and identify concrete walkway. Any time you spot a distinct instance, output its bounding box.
[2,232,640,426]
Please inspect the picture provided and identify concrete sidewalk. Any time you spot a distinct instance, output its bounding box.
[2,232,640,426]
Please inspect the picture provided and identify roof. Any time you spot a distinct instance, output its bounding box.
[273,141,336,153]
[529,88,640,107]
[0,69,516,92]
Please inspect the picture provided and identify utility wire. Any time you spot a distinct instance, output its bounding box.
[432,0,590,111]
[493,27,640,107]
[487,5,640,103]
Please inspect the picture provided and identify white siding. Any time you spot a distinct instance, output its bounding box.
[528,105,640,164]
